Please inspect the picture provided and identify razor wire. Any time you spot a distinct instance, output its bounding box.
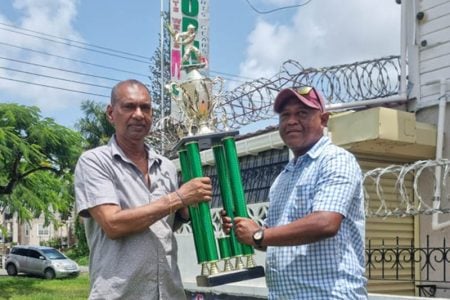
[155,55,401,154]
[222,55,401,128]
[363,159,450,217]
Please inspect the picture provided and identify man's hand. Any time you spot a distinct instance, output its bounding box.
[220,209,233,234]
[176,177,212,206]
[220,210,261,246]
[233,217,260,245]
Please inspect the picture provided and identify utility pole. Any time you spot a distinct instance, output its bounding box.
[160,0,165,153]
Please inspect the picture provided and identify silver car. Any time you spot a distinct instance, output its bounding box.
[4,245,80,279]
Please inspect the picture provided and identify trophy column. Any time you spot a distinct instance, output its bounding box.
[222,137,256,268]
[183,141,220,276]
[176,132,264,287]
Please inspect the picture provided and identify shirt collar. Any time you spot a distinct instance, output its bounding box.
[287,135,330,169]
[305,135,330,159]
[109,135,162,166]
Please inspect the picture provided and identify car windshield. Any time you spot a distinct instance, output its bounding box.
[41,249,66,260]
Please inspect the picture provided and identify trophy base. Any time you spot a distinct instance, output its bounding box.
[173,130,239,151]
[196,266,265,287]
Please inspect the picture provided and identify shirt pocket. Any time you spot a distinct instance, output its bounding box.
[267,245,308,273]
[290,183,315,219]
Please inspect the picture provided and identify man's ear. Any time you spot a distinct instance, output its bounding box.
[321,112,330,127]
[106,105,114,124]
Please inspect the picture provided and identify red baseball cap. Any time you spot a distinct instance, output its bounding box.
[274,86,326,113]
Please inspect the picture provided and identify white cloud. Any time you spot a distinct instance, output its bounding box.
[0,0,94,112]
[239,0,401,80]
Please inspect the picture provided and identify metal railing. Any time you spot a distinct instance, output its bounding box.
[366,235,450,296]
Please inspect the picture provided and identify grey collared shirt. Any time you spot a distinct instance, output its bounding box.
[75,136,186,300]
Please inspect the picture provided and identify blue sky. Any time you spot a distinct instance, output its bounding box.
[0,0,401,132]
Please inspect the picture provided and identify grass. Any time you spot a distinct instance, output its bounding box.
[64,249,89,267]
[0,273,90,300]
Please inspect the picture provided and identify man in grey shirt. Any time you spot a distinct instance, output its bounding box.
[75,79,212,299]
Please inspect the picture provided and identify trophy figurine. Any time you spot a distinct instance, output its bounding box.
[166,23,265,287]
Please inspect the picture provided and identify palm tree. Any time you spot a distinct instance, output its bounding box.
[75,100,114,149]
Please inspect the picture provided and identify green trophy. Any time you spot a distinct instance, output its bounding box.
[167,32,265,286]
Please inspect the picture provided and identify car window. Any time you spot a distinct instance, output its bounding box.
[13,248,27,256]
[28,250,42,259]
[41,248,66,260]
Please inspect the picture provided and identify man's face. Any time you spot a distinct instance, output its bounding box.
[107,83,152,142]
[278,98,329,157]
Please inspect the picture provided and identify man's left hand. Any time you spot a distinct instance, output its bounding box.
[233,217,260,246]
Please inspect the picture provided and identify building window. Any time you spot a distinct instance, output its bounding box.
[25,224,30,237]
[38,224,49,236]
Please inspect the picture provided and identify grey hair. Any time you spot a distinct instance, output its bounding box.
[110,79,151,106]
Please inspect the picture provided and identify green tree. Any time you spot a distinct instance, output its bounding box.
[0,103,82,226]
[149,11,172,123]
[75,100,114,149]
[72,100,114,257]
[73,215,89,257]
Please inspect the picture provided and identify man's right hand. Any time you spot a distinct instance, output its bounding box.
[176,177,212,206]
[220,209,233,235]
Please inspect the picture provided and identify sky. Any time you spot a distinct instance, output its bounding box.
[0,0,401,132]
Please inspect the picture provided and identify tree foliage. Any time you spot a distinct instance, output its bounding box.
[73,215,89,256]
[73,100,114,257]
[149,11,172,123]
[0,103,82,226]
[75,100,114,149]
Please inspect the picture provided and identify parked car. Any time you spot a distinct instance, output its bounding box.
[4,245,80,279]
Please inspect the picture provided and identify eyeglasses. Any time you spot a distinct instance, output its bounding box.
[295,86,323,112]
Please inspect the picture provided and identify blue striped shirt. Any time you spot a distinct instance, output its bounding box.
[265,136,367,299]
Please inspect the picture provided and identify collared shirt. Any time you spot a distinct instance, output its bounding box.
[265,136,367,300]
[75,136,186,300]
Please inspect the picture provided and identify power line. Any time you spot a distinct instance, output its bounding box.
[0,21,151,60]
[0,22,257,94]
[0,40,250,83]
[221,77,247,84]
[210,70,254,81]
[0,27,151,64]
[0,76,109,98]
[0,41,149,78]
[211,75,247,84]
[0,56,123,82]
[245,0,313,14]
[0,23,254,83]
[0,66,112,89]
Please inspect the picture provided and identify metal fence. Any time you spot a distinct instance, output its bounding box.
[366,235,450,297]
[366,237,449,283]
